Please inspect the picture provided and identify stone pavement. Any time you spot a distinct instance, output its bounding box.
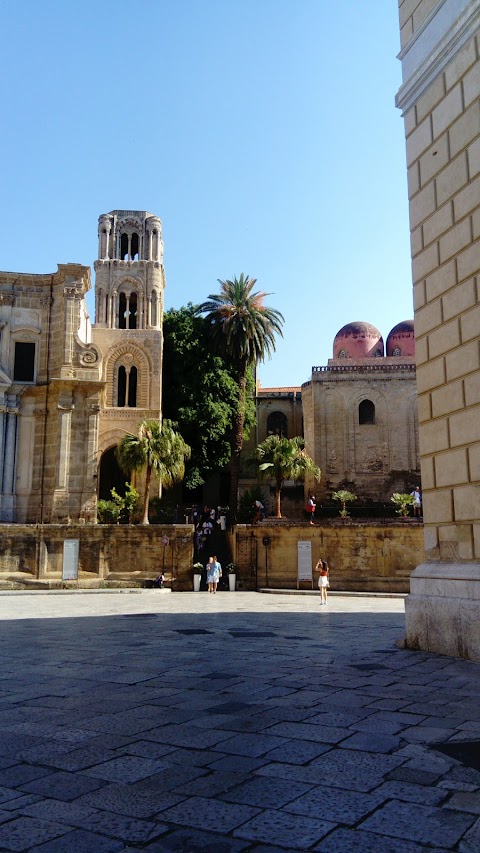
[0,591,479,852]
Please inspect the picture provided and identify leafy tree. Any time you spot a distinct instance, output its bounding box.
[117,419,191,525]
[254,435,321,518]
[197,275,284,517]
[162,305,255,490]
[332,490,357,517]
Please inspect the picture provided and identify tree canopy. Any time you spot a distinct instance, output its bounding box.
[254,435,321,518]
[162,304,255,490]
[117,418,190,524]
[197,275,284,516]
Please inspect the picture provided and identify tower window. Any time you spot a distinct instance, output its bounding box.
[131,233,139,260]
[129,293,138,329]
[120,233,129,260]
[119,293,127,329]
[117,364,138,408]
[14,342,35,382]
[359,399,375,425]
[151,291,157,326]
[392,346,401,356]
[338,349,347,358]
[267,411,288,438]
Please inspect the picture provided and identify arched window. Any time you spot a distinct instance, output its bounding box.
[120,233,129,260]
[267,411,288,438]
[129,293,138,329]
[359,399,375,425]
[128,366,137,407]
[374,348,383,357]
[338,349,347,358]
[118,291,138,329]
[118,366,127,406]
[117,364,138,408]
[392,346,401,356]
[131,232,139,260]
[119,293,127,329]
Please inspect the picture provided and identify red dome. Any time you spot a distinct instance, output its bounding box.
[333,322,384,359]
[386,320,415,357]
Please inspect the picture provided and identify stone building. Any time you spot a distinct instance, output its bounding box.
[241,320,420,513]
[396,0,480,657]
[0,210,166,523]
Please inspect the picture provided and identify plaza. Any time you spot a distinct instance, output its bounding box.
[0,590,479,851]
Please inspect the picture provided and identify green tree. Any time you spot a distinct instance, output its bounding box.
[254,435,321,518]
[197,275,284,517]
[117,419,191,525]
[332,490,357,517]
[162,305,255,489]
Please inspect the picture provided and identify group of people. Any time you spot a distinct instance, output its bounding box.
[206,555,222,593]
[193,505,226,552]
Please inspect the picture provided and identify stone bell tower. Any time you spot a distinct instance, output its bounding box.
[92,210,166,499]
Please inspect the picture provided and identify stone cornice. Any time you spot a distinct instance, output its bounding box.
[396,0,480,114]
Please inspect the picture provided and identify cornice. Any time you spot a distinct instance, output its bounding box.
[396,0,480,114]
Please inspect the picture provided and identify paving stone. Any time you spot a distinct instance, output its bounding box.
[29,829,126,851]
[387,766,444,786]
[221,775,313,808]
[284,785,387,824]
[265,721,348,745]
[0,816,71,851]
[162,795,259,833]
[173,770,249,798]
[20,798,100,823]
[77,783,185,818]
[264,739,331,764]
[118,741,176,760]
[43,745,120,771]
[314,827,431,852]
[338,731,401,753]
[233,808,335,848]
[70,809,166,843]
[214,733,290,757]
[459,817,480,852]
[82,755,170,783]
[372,780,447,805]
[21,770,107,801]
[359,799,475,847]
[0,764,53,788]
[307,749,404,792]
[208,754,267,772]
[133,826,251,851]
[445,790,480,814]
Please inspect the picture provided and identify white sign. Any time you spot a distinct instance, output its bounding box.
[297,541,313,588]
[63,539,79,580]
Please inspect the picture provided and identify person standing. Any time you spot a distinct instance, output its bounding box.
[206,555,222,593]
[306,495,316,525]
[410,487,422,518]
[315,559,330,605]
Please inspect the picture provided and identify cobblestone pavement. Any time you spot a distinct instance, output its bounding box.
[0,590,479,852]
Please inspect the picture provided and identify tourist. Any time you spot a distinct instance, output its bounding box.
[306,494,316,524]
[410,487,422,517]
[316,559,330,604]
[206,555,222,593]
[253,499,265,524]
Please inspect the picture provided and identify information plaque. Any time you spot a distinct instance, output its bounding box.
[297,540,313,589]
[62,539,79,581]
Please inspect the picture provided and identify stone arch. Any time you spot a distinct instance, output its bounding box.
[98,444,128,500]
[104,344,151,408]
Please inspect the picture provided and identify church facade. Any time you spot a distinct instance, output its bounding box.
[0,210,165,523]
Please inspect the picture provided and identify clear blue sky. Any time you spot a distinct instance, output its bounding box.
[1,0,412,388]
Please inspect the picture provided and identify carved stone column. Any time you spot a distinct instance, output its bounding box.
[1,395,18,522]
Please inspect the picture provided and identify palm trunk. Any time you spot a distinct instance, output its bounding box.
[274,482,282,518]
[141,464,152,525]
[229,361,248,520]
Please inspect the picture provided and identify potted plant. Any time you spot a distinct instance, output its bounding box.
[193,562,203,592]
[391,493,415,518]
[332,490,357,517]
[226,562,238,592]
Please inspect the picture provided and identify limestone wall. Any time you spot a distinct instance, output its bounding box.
[230,521,424,593]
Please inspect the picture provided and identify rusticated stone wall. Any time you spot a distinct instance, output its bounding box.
[230,521,425,593]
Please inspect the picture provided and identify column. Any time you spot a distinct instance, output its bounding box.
[1,397,18,522]
[56,396,73,489]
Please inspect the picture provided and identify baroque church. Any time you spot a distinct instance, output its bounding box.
[0,209,419,523]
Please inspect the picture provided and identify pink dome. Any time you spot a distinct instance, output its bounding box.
[333,322,384,359]
[386,320,415,357]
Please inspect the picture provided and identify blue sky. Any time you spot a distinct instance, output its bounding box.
[1,0,412,387]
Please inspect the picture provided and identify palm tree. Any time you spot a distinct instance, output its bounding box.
[332,489,357,517]
[254,435,321,518]
[197,274,284,518]
[116,419,190,525]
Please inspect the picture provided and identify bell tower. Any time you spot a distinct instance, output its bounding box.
[92,210,166,499]
[94,210,165,330]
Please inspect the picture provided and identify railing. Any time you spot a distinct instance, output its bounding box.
[312,363,416,374]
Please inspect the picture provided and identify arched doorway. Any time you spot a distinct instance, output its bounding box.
[98,446,129,499]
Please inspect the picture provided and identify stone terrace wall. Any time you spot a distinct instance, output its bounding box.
[231,521,425,593]
[0,524,194,588]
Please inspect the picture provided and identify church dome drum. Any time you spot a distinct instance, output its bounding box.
[386,320,415,357]
[333,321,384,359]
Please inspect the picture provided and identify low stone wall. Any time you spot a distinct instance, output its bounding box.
[230,520,425,593]
[0,524,195,589]
[0,520,424,593]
